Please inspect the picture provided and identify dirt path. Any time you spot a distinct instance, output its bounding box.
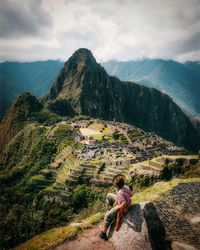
[54,221,116,250]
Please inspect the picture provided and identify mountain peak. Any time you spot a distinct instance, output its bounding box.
[13,92,42,113]
[0,92,43,153]
[65,48,96,66]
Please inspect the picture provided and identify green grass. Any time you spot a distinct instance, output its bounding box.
[131,178,200,204]
[162,155,198,159]
[30,175,55,183]
[89,133,103,140]
[88,123,113,139]
[14,212,104,250]
[89,123,104,131]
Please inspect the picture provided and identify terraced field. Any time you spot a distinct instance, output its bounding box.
[154,181,200,249]
[130,155,199,178]
[27,120,199,208]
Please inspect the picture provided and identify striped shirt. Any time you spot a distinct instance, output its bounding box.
[117,185,132,205]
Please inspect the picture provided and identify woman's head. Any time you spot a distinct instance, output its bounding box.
[113,175,126,189]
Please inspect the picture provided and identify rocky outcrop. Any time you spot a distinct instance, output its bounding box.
[108,202,166,250]
[40,48,200,152]
[46,99,75,117]
[171,241,198,250]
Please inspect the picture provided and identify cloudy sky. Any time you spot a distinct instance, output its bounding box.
[0,0,200,62]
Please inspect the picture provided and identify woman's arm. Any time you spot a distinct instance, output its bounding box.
[116,201,126,210]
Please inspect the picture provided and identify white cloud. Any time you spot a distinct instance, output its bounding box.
[0,0,200,62]
[0,0,53,39]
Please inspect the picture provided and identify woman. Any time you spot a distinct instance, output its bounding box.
[99,174,133,241]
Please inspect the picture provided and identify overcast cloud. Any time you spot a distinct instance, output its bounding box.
[0,0,200,62]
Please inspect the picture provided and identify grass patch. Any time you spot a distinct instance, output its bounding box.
[81,212,105,229]
[89,123,104,131]
[14,225,81,250]
[163,155,198,159]
[89,133,103,140]
[131,178,200,204]
[14,212,104,250]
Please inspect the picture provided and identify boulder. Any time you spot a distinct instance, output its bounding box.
[108,202,165,250]
[171,241,197,250]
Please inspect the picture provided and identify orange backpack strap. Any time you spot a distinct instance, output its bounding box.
[115,204,131,231]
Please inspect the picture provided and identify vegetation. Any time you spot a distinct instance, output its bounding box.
[0,139,110,250]
[32,110,62,126]
[0,123,59,248]
[112,132,128,142]
[14,212,104,250]
[131,178,200,204]
[127,160,200,192]
[161,162,200,181]
[127,174,159,192]
[47,99,75,117]
[72,115,91,121]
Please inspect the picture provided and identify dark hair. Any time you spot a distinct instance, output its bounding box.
[113,174,126,189]
[115,178,125,189]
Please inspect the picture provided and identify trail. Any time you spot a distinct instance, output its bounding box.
[54,221,116,250]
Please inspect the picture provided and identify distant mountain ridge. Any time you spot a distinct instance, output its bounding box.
[41,48,200,152]
[1,58,200,122]
[102,59,200,118]
[0,60,64,121]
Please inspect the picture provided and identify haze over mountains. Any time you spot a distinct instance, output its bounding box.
[102,60,200,118]
[1,56,200,122]
[0,60,63,121]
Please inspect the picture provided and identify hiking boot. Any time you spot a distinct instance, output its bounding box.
[99,231,108,241]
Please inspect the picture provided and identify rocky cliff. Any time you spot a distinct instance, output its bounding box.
[41,48,200,152]
[102,59,200,118]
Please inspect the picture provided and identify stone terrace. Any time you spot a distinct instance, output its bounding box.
[154,181,200,249]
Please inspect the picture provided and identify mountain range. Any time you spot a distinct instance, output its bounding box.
[102,59,200,118]
[1,56,200,122]
[0,60,63,121]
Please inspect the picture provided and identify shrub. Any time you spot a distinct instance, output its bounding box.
[32,110,61,125]
[72,185,87,210]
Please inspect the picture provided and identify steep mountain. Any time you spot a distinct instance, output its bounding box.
[0,92,42,154]
[0,60,64,121]
[102,59,200,117]
[41,48,200,152]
